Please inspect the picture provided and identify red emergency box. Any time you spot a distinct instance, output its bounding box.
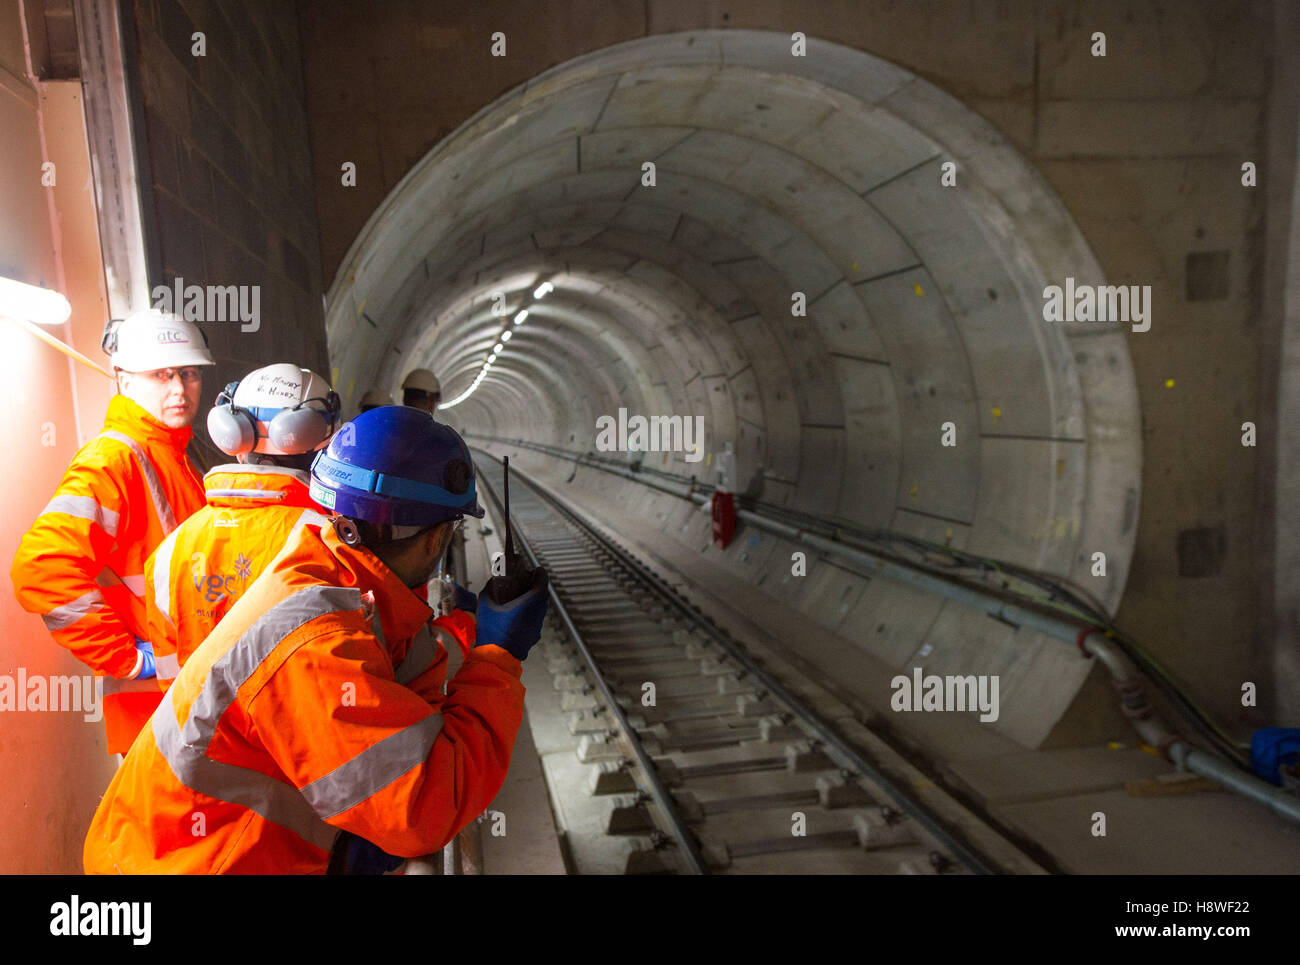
[712,491,736,549]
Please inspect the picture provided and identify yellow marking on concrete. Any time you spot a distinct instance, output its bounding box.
[991,406,1002,419]
[1165,378,1175,388]
[913,283,924,296]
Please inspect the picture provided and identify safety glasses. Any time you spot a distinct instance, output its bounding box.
[143,367,202,386]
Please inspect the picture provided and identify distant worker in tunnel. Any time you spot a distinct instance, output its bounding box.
[401,368,441,413]
[358,387,392,413]
[143,363,340,688]
[84,406,550,873]
[401,366,468,588]
[11,310,214,755]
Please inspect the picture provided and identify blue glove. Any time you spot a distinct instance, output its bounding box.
[476,565,549,661]
[133,638,156,680]
[331,831,403,875]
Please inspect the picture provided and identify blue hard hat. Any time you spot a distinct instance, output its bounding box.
[309,406,484,526]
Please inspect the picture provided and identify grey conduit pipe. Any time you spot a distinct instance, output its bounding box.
[479,437,1300,827]
[1080,634,1300,825]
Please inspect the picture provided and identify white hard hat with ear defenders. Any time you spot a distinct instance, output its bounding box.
[207,363,340,456]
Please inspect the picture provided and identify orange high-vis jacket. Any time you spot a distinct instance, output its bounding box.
[84,522,524,874]
[144,464,331,688]
[11,394,205,753]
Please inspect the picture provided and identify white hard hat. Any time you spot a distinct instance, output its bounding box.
[359,388,393,410]
[207,363,340,456]
[103,309,215,371]
[401,368,441,394]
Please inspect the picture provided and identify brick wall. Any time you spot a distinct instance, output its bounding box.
[130,0,327,465]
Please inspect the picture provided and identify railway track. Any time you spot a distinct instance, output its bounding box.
[473,451,1045,875]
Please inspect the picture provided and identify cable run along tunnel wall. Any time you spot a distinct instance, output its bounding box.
[324,31,1143,748]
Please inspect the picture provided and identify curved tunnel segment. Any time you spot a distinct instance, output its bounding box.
[326,30,1142,748]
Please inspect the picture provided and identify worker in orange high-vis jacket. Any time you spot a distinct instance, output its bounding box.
[85,406,550,873]
[11,310,214,754]
[144,363,341,689]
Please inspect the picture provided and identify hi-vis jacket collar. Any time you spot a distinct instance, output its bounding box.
[107,394,194,452]
[319,520,433,652]
[202,464,319,507]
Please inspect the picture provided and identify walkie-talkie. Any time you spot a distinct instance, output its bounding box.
[503,455,516,578]
[485,455,533,603]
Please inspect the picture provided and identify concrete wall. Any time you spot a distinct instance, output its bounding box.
[1259,0,1300,725]
[130,0,327,463]
[305,2,1292,743]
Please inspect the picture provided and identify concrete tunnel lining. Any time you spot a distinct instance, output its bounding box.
[325,30,1143,748]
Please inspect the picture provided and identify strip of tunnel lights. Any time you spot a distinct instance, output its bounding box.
[439,279,552,409]
[0,276,72,326]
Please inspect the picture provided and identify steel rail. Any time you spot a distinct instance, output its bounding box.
[474,449,999,875]
[475,455,712,874]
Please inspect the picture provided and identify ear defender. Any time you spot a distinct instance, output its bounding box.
[332,516,362,546]
[206,381,258,455]
[100,319,121,355]
[267,390,342,454]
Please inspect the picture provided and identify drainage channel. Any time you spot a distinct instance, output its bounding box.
[474,451,1018,875]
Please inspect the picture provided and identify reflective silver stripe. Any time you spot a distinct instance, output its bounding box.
[103,675,164,695]
[438,626,465,679]
[153,707,339,851]
[101,430,177,534]
[205,463,311,483]
[155,653,180,679]
[42,589,106,631]
[298,712,444,818]
[204,489,288,500]
[41,495,120,538]
[394,625,438,686]
[151,529,180,623]
[151,585,361,850]
[95,568,146,599]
